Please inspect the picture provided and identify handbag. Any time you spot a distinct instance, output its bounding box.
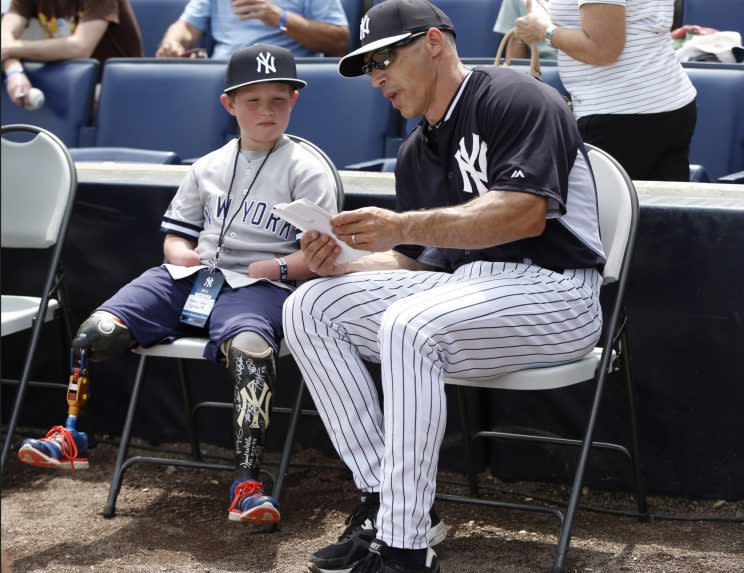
[493,28,542,79]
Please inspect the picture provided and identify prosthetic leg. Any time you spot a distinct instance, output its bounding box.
[17,312,133,471]
[224,331,280,524]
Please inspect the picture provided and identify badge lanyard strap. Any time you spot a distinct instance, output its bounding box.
[211,140,277,270]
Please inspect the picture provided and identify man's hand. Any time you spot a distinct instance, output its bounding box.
[167,250,201,266]
[231,0,282,27]
[4,71,31,107]
[300,231,349,277]
[156,39,186,57]
[331,207,406,253]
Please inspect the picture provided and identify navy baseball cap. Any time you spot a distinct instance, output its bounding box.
[338,0,455,78]
[224,43,307,93]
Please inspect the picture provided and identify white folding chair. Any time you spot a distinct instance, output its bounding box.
[439,144,647,573]
[1,124,77,476]
[103,134,344,527]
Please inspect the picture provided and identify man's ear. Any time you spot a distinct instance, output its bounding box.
[425,27,445,56]
[220,93,235,115]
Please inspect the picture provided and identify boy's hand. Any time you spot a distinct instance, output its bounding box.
[300,231,347,277]
[167,250,201,266]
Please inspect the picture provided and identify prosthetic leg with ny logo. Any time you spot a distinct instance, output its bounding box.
[225,331,281,525]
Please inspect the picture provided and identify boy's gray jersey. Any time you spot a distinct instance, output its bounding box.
[161,135,337,288]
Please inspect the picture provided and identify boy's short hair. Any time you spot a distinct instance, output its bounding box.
[224,43,307,94]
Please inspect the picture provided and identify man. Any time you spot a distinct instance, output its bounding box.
[156,0,349,60]
[283,1,606,572]
[1,0,142,108]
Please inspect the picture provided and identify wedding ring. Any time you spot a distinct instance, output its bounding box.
[352,233,357,245]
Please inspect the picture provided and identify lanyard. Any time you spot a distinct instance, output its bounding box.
[211,139,277,269]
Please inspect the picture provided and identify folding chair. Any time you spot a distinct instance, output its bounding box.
[103,134,344,526]
[438,144,647,573]
[1,125,77,476]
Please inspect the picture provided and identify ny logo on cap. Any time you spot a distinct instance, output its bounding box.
[360,14,370,40]
[256,51,276,74]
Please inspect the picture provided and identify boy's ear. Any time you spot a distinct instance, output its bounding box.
[289,89,300,109]
[220,93,236,116]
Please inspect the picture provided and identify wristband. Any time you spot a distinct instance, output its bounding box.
[4,67,24,82]
[544,24,557,48]
[278,9,288,32]
[276,257,288,282]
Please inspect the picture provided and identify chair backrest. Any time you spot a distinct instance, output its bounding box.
[682,0,744,34]
[372,0,504,57]
[94,58,234,161]
[0,60,99,148]
[293,62,393,168]
[684,64,744,179]
[68,147,181,165]
[585,144,638,285]
[286,133,345,210]
[1,124,77,249]
[129,0,190,57]
[342,0,365,51]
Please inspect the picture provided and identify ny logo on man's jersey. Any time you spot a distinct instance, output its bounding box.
[256,51,276,74]
[360,15,370,40]
[455,133,489,195]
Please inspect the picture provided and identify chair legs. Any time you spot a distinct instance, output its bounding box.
[176,358,201,461]
[619,327,648,519]
[456,386,479,498]
[450,347,647,573]
[1,310,50,477]
[103,356,310,522]
[104,354,149,518]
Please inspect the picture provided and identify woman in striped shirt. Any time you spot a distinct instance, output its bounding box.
[516,0,697,181]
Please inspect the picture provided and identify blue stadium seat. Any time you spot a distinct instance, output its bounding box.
[0,59,99,148]
[292,61,394,168]
[684,63,744,180]
[129,0,213,57]
[91,58,234,161]
[130,0,190,57]
[373,0,503,57]
[343,0,365,51]
[69,147,181,164]
[682,0,744,35]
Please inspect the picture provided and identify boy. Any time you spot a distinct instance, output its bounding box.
[17,43,337,526]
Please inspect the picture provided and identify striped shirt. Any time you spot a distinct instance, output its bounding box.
[550,0,696,118]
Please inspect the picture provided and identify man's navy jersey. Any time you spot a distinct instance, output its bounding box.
[394,66,606,273]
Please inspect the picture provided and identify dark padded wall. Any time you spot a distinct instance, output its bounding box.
[2,178,743,499]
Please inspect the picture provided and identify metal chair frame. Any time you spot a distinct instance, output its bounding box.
[437,145,648,573]
[103,134,343,526]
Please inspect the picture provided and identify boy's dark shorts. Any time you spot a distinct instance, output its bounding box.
[98,266,289,362]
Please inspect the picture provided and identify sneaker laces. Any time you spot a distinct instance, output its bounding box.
[228,480,264,512]
[339,498,378,541]
[42,426,79,476]
[350,550,384,573]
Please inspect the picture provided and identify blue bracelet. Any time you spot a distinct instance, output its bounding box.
[278,9,288,32]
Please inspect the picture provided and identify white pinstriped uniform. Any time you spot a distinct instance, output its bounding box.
[284,67,606,550]
[284,262,602,549]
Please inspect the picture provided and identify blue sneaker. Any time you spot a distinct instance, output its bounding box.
[18,425,89,471]
[228,479,280,524]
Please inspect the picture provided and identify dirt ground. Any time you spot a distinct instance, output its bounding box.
[1,432,743,573]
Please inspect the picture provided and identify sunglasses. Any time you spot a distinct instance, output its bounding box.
[361,32,426,76]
